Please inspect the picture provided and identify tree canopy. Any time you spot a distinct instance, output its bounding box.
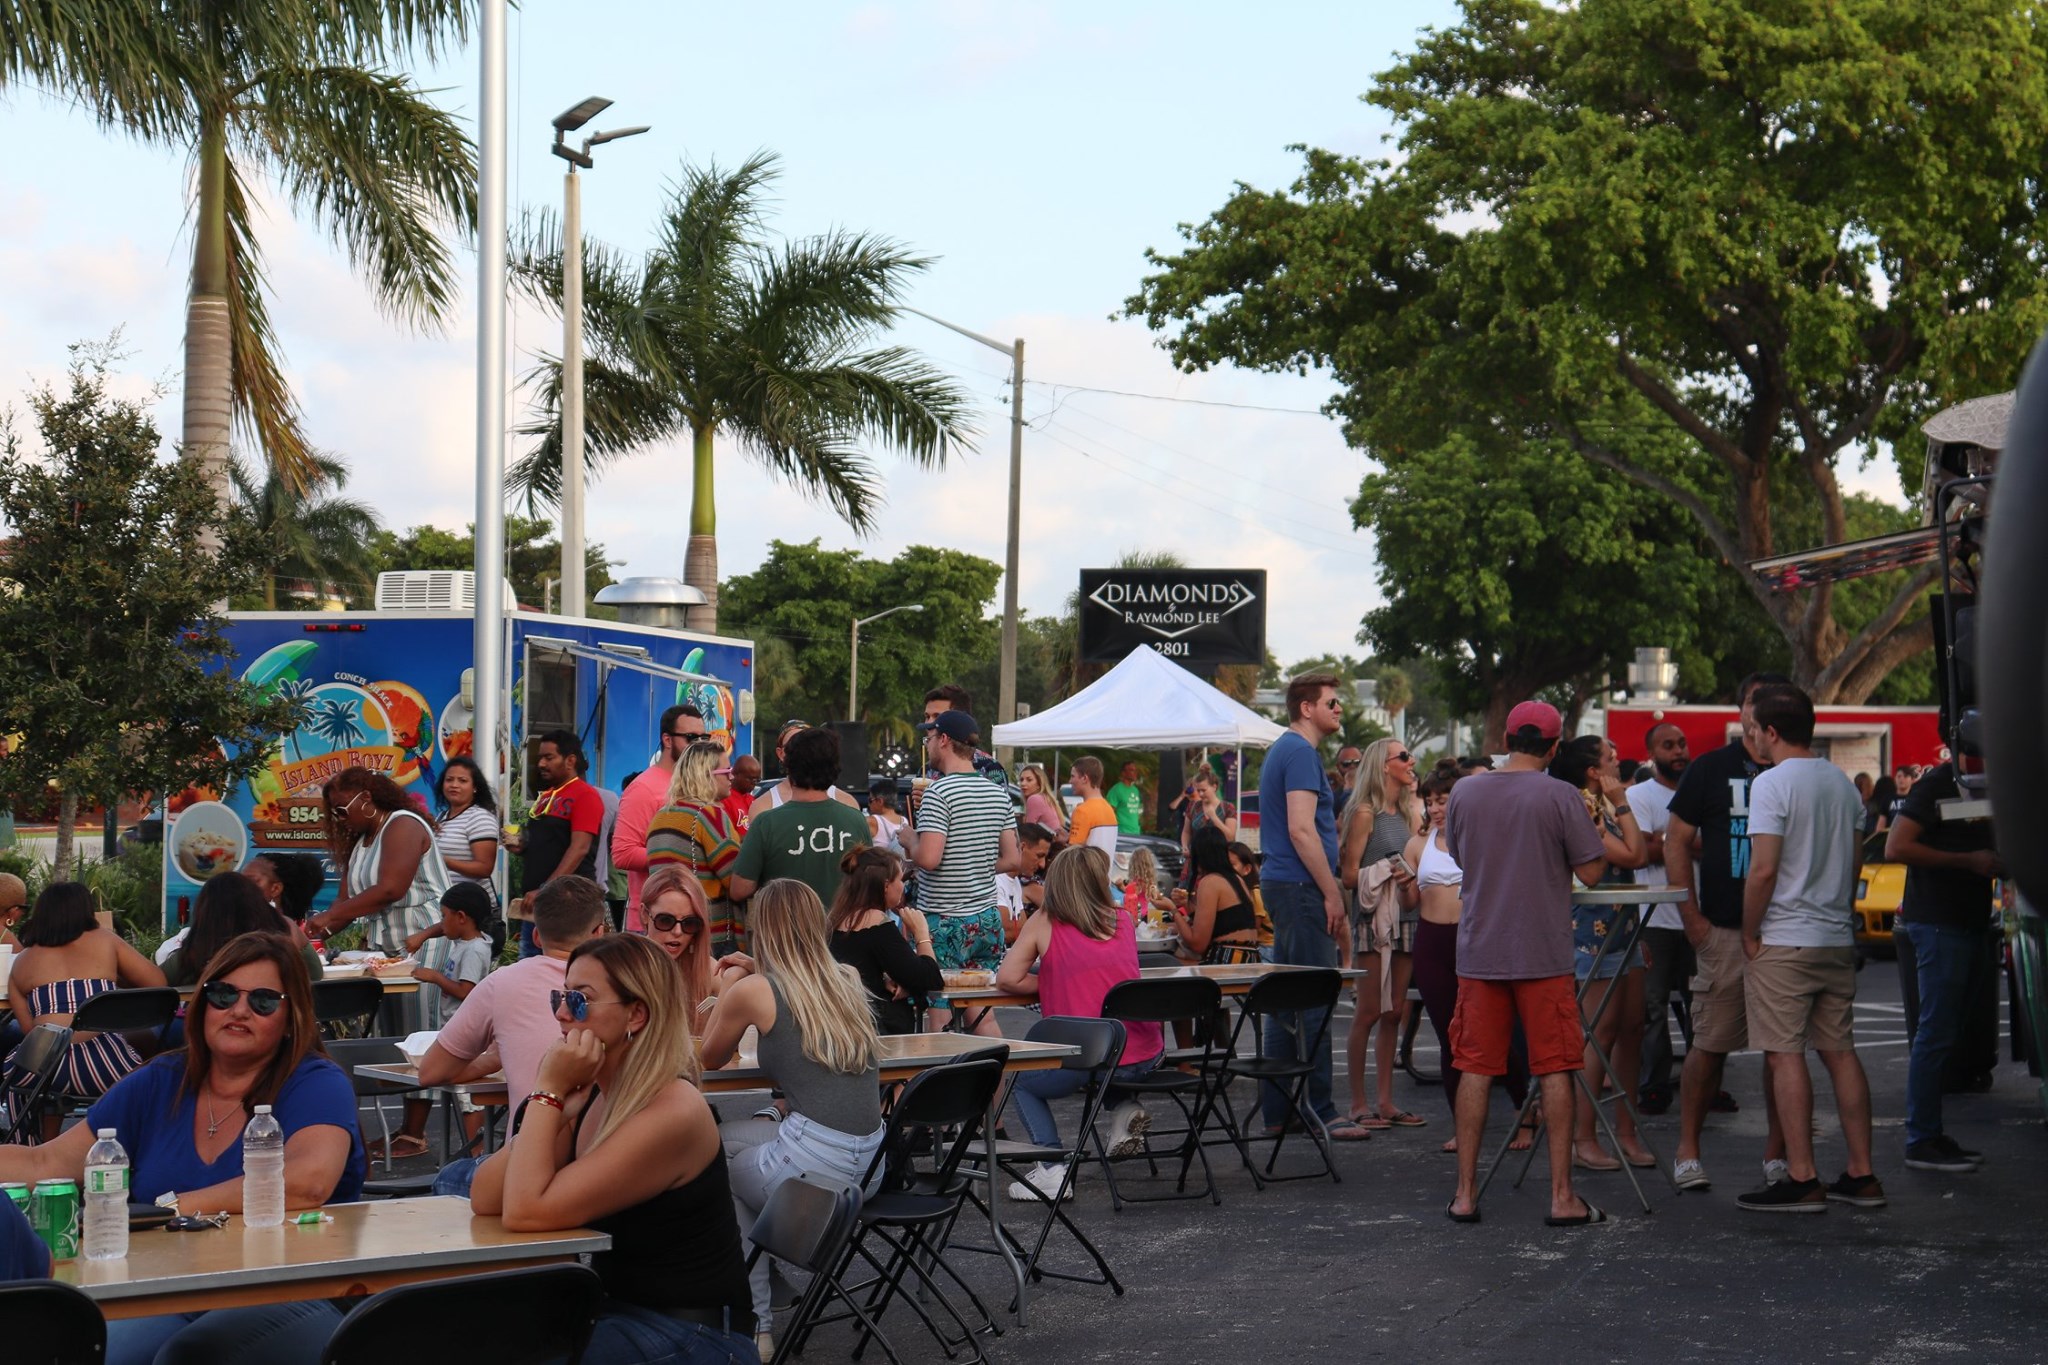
[718,539,1002,738]
[1126,0,2048,701]
[0,348,296,875]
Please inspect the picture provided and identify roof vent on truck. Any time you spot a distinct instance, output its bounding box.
[374,570,520,613]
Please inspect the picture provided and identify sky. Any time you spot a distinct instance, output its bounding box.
[0,1,1907,667]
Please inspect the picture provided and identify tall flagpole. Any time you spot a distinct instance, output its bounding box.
[472,0,509,814]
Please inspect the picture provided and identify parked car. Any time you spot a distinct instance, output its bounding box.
[1854,842,1903,957]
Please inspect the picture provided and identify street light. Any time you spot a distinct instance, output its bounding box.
[849,604,925,721]
[551,97,649,619]
[904,308,1024,758]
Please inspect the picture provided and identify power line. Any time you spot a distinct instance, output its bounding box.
[1031,380,1330,416]
[1044,398,1349,515]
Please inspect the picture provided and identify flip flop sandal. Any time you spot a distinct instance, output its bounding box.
[1545,1203,1610,1228]
[1324,1118,1375,1142]
[367,1134,429,1161]
[1382,1110,1428,1127]
[1445,1199,1481,1224]
[1349,1112,1394,1131]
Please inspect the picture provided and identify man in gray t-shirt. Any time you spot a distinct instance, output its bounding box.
[1735,685,1881,1214]
[1443,702,1610,1226]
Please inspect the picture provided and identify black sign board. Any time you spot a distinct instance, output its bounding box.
[1077,569,1267,666]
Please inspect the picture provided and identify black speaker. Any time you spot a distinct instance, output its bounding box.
[829,722,870,794]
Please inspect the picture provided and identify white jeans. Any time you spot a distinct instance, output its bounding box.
[723,1112,887,1322]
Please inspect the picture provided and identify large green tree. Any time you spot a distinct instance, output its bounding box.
[1126,0,2048,701]
[2,1,477,499]
[230,452,383,609]
[509,153,978,632]
[718,539,1002,738]
[0,348,296,875]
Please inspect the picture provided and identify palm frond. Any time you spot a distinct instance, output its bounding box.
[729,421,885,532]
[511,353,686,510]
[645,153,779,358]
[222,158,320,491]
[742,230,935,363]
[0,0,201,140]
[509,207,661,372]
[248,63,477,329]
[803,346,981,468]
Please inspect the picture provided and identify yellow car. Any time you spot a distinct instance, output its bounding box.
[1855,861,1905,955]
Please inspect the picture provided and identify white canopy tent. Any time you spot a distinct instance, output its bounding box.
[991,644,1286,750]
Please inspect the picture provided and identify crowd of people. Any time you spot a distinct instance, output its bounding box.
[0,667,2011,1359]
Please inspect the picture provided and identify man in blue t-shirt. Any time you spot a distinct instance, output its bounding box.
[1,1188,49,1279]
[1256,673,1369,1139]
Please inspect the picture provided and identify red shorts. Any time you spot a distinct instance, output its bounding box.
[1450,975,1584,1077]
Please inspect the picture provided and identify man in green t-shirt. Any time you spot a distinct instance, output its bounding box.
[1105,761,1145,836]
[729,727,870,909]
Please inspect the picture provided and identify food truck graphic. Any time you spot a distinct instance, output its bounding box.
[162,575,754,929]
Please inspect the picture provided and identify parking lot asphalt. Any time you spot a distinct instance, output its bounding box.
[384,957,2047,1362]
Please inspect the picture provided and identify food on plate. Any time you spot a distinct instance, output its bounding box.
[942,968,993,989]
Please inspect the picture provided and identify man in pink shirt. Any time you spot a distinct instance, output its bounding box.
[611,704,707,931]
[422,875,609,1195]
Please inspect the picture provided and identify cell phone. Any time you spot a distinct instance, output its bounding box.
[1389,853,1414,877]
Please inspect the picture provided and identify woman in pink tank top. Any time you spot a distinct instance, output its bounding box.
[995,847,1164,1196]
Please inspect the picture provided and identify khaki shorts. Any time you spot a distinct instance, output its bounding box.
[1744,945,1857,1053]
[1687,925,1750,1053]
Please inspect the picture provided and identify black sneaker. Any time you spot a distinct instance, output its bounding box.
[1636,1087,1672,1116]
[1905,1136,1981,1172]
[1709,1090,1741,1114]
[1824,1172,1888,1208]
[1736,1176,1827,1213]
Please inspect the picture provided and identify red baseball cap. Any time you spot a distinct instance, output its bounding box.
[1504,700,1562,740]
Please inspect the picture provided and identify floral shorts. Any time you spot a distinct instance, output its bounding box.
[929,906,1006,974]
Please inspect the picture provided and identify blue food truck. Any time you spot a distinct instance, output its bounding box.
[161,572,755,929]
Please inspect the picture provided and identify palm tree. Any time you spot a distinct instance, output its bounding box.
[509,153,977,632]
[230,452,383,609]
[310,699,366,751]
[2,2,477,499]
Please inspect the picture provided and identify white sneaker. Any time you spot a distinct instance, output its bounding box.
[1005,1162,1071,1203]
[1673,1157,1711,1191]
[1763,1158,1790,1186]
[1105,1100,1150,1157]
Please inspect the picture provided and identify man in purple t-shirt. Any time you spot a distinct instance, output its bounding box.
[1444,701,1611,1226]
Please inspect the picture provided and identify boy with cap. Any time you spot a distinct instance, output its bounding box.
[1444,700,1613,1226]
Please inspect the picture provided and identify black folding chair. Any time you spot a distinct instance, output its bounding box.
[321,1038,435,1194]
[965,1015,1127,1303]
[1196,967,1345,1186]
[0,1278,105,1364]
[747,1176,877,1365]
[1098,975,1226,1208]
[313,978,387,1040]
[1,1024,72,1145]
[51,988,179,1111]
[321,1263,603,1365]
[793,1057,1007,1365]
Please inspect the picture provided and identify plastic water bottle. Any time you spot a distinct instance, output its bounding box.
[83,1129,129,1261]
[243,1106,286,1228]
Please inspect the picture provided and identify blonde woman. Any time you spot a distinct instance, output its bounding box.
[647,740,746,954]
[1018,762,1067,838]
[995,846,1165,1195]
[640,864,717,1018]
[469,933,758,1361]
[1337,737,1423,1129]
[701,879,885,1340]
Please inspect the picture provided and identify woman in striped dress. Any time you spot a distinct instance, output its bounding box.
[3,882,164,1098]
[307,767,449,1029]
[647,741,745,954]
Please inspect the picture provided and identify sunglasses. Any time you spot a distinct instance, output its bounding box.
[200,982,285,1016]
[666,730,703,741]
[550,988,630,1022]
[1393,751,1412,763]
[651,912,704,934]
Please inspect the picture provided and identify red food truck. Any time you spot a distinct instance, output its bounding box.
[1605,704,1945,777]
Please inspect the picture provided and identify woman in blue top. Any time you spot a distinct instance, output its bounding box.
[0,931,367,1364]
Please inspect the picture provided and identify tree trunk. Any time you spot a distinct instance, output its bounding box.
[684,422,718,632]
[184,108,234,531]
[53,789,77,882]
[1480,691,1514,754]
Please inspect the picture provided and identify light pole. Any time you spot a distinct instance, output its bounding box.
[551,98,649,619]
[905,308,1024,757]
[849,604,925,721]
[473,0,509,813]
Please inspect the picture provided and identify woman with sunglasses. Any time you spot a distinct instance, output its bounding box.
[700,879,884,1353]
[641,864,718,1017]
[647,740,746,955]
[1337,736,1424,1131]
[0,931,367,1363]
[471,933,758,1363]
[308,767,449,960]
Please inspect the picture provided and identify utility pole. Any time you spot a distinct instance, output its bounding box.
[473,0,508,814]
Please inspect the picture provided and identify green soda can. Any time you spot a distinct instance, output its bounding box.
[31,1178,80,1260]
[0,1182,28,1216]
